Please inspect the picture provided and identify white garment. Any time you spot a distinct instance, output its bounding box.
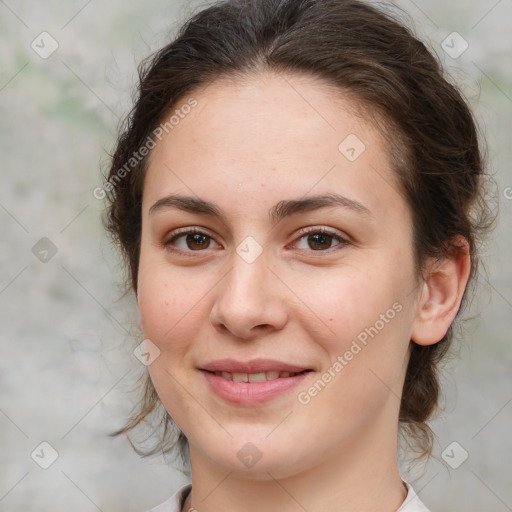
[145,480,430,512]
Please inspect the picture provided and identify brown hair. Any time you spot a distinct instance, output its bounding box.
[103,0,495,468]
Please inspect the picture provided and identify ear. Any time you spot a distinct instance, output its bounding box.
[411,237,471,346]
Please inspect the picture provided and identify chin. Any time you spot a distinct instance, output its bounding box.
[194,435,309,479]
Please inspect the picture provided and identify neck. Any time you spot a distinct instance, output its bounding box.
[182,416,406,512]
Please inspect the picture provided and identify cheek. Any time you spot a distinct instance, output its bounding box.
[308,271,411,406]
[138,275,173,341]
[290,262,403,346]
[137,259,197,352]
[137,262,202,426]
[293,261,412,394]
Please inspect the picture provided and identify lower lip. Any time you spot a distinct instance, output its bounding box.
[201,370,311,405]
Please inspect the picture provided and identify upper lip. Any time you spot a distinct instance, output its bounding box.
[200,358,312,374]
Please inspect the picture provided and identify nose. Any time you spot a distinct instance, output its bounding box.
[210,250,288,340]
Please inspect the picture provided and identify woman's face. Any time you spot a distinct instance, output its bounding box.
[137,72,422,477]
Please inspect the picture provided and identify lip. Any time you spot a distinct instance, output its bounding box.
[199,358,312,374]
[201,369,312,405]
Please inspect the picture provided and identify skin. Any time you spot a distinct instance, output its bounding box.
[137,71,470,512]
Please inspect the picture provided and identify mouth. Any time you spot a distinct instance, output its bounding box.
[199,367,314,405]
[203,369,312,382]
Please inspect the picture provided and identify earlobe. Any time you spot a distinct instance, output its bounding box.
[411,237,471,346]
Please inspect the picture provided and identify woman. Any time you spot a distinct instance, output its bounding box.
[103,0,493,510]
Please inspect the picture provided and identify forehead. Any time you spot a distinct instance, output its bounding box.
[150,71,381,159]
[143,71,404,223]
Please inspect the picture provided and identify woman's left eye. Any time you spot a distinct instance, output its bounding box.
[293,228,348,251]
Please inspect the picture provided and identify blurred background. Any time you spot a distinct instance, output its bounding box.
[0,0,511,510]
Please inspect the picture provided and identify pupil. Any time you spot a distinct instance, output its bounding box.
[309,233,331,250]
[187,233,208,249]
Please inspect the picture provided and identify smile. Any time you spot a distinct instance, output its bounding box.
[201,369,312,405]
[210,370,308,382]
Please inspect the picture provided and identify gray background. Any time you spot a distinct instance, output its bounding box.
[0,0,511,510]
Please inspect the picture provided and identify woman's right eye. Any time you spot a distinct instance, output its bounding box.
[164,229,222,253]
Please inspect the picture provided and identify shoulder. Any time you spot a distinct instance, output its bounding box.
[397,480,431,512]
[143,483,192,512]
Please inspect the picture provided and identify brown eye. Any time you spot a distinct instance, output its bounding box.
[164,230,221,252]
[307,232,335,250]
[294,228,348,252]
[184,232,211,250]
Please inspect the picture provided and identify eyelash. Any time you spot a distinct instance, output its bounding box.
[163,226,350,256]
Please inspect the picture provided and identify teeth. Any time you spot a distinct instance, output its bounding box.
[248,372,266,383]
[213,370,302,382]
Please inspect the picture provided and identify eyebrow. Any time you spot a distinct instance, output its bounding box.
[148,192,373,223]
